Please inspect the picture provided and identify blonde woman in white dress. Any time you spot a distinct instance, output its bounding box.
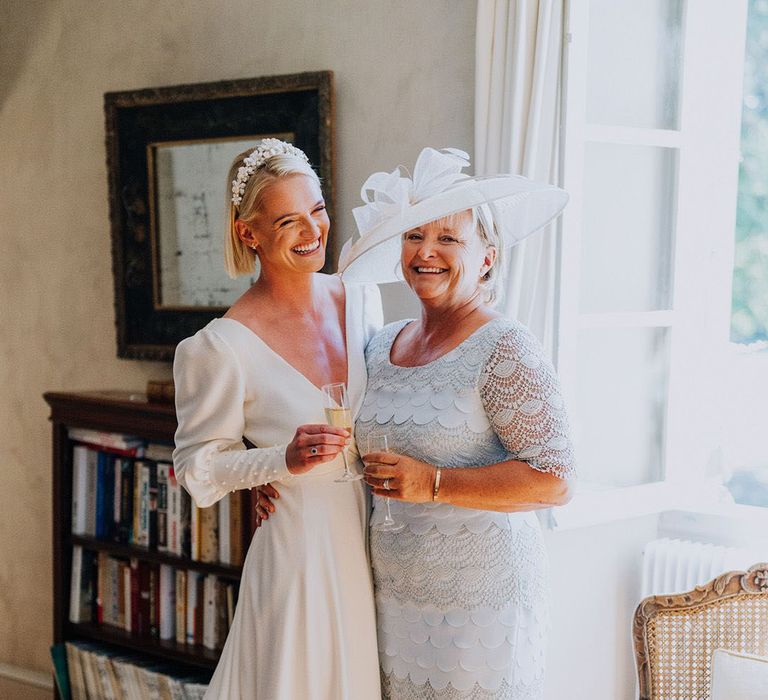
[172,139,382,699]
[341,148,576,699]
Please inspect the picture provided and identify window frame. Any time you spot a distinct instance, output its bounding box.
[553,0,750,529]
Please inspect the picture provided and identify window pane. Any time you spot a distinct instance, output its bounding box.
[579,143,677,313]
[571,327,669,487]
[587,0,683,129]
[731,0,768,344]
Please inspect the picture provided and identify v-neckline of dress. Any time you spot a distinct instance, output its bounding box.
[216,279,352,394]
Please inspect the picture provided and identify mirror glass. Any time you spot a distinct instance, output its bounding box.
[149,133,294,309]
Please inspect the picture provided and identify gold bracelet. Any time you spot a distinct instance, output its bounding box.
[432,467,442,501]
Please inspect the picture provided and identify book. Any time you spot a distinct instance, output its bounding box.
[65,641,86,700]
[106,556,121,627]
[85,449,98,536]
[157,462,169,552]
[135,462,151,548]
[230,491,245,567]
[95,452,115,539]
[69,547,97,624]
[117,458,134,544]
[71,446,90,535]
[144,441,174,462]
[159,564,175,641]
[190,503,201,561]
[69,545,83,624]
[218,494,231,565]
[49,643,71,700]
[137,561,152,637]
[117,560,127,629]
[123,563,132,633]
[202,575,217,650]
[148,464,158,549]
[68,427,143,453]
[186,572,203,645]
[199,504,218,564]
[179,486,192,559]
[194,574,205,646]
[112,457,122,542]
[216,579,229,650]
[167,467,180,555]
[149,565,158,639]
[175,569,187,645]
[96,552,108,624]
[129,559,140,635]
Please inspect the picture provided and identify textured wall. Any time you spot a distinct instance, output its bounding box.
[0,0,474,671]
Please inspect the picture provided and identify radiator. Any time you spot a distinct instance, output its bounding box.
[640,538,765,598]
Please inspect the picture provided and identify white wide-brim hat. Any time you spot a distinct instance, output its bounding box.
[338,147,568,284]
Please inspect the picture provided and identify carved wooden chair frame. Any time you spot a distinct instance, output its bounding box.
[633,562,768,700]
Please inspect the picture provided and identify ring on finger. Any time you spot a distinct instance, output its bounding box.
[383,478,392,491]
[310,447,318,455]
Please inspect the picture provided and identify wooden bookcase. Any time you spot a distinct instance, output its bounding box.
[44,391,239,697]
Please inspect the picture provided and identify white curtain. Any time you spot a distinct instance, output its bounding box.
[475,0,565,358]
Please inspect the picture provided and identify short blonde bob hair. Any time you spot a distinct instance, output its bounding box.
[225,145,321,278]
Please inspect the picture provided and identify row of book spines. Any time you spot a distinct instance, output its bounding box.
[70,547,238,651]
[73,443,252,566]
[72,445,189,553]
[64,641,209,700]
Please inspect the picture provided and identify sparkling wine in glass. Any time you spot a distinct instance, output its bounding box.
[367,434,405,532]
[321,382,362,483]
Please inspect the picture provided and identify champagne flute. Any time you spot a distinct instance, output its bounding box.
[321,382,362,483]
[367,433,405,532]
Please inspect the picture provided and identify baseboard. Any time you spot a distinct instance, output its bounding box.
[0,662,53,690]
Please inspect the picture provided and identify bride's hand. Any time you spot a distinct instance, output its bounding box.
[285,424,350,475]
[362,451,437,503]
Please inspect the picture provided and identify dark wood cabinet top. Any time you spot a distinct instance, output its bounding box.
[44,390,177,441]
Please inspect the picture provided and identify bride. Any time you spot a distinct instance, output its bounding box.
[172,139,382,699]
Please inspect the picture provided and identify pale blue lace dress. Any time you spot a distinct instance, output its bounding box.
[356,318,576,700]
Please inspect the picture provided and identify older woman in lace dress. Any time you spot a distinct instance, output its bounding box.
[341,148,576,700]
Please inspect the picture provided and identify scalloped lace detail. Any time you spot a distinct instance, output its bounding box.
[377,594,547,696]
[358,318,572,699]
[371,522,546,611]
[382,673,544,700]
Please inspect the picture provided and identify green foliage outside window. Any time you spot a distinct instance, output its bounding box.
[733,0,768,344]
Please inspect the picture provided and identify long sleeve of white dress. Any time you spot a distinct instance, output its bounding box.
[172,328,292,508]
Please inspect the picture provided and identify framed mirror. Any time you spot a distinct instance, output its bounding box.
[105,72,335,360]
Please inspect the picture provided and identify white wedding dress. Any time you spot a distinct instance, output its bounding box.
[172,281,383,700]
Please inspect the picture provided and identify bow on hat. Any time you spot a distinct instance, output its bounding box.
[351,147,471,238]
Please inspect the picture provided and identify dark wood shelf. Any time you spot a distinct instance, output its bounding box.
[46,390,236,698]
[67,622,220,670]
[70,535,242,580]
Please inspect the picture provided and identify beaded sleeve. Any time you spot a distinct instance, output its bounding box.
[479,324,576,480]
[172,329,292,508]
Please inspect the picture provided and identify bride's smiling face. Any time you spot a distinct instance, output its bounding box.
[236,174,330,274]
[401,210,496,305]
